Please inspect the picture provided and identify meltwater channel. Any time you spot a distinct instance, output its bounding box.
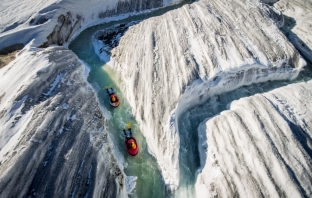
[69,4,312,198]
[68,2,195,197]
[69,28,166,198]
[175,62,312,198]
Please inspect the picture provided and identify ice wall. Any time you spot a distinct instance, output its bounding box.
[0,0,185,49]
[0,46,126,197]
[196,80,312,197]
[275,0,312,62]
[93,0,305,191]
[260,0,279,4]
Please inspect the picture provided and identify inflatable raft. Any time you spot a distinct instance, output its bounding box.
[123,128,139,156]
[125,137,139,156]
[106,87,120,107]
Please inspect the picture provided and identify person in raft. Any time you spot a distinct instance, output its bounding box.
[123,129,137,150]
[111,95,118,103]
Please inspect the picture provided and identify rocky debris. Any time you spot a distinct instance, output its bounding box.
[40,0,186,48]
[0,43,24,68]
[40,12,83,47]
[93,22,138,62]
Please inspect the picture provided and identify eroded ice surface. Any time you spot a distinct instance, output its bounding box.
[93,0,306,190]
[275,0,312,62]
[1,0,312,197]
[0,45,125,197]
[196,80,312,197]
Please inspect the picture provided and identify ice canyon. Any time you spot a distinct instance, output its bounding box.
[0,0,311,197]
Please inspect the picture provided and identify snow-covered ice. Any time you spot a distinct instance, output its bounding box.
[196,80,312,197]
[93,0,307,191]
[0,0,184,49]
[1,0,185,196]
[275,0,312,62]
[1,0,312,197]
[0,45,126,197]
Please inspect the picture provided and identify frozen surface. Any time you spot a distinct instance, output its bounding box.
[0,45,126,197]
[93,0,306,190]
[275,0,312,62]
[196,80,312,197]
[0,1,187,196]
[0,0,184,49]
[1,0,312,197]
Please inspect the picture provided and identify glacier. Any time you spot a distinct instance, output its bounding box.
[274,0,312,63]
[196,80,312,197]
[0,45,127,197]
[92,0,307,192]
[0,0,312,197]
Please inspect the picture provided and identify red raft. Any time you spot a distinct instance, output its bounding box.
[109,93,120,107]
[125,137,139,156]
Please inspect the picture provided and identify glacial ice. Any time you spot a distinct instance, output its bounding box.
[196,80,312,197]
[93,0,306,191]
[0,0,184,49]
[1,0,312,197]
[0,46,126,197]
[275,0,312,62]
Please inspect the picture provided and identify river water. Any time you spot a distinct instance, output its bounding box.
[69,27,166,198]
[68,3,312,197]
[68,3,195,197]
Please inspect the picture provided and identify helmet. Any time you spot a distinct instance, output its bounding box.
[111,96,116,102]
[131,142,137,149]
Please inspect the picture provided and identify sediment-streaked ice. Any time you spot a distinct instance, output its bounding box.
[1,0,312,196]
[0,0,183,49]
[93,0,305,190]
[196,80,312,197]
[275,0,312,62]
[0,45,126,197]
